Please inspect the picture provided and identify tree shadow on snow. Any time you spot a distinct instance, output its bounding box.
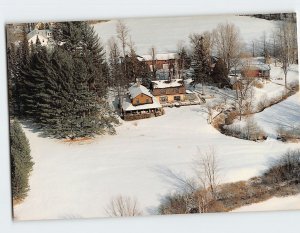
[151,165,197,194]
[18,119,50,138]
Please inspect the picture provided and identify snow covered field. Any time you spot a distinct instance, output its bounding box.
[14,104,300,220]
[94,15,278,55]
[232,194,300,212]
[254,92,300,138]
[13,15,300,221]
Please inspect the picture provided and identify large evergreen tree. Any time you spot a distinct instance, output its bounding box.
[211,58,231,88]
[10,120,34,201]
[190,36,211,93]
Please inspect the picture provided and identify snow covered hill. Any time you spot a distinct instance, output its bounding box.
[14,105,300,220]
[93,15,278,55]
[232,193,300,212]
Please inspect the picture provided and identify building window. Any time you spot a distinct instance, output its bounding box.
[162,64,169,70]
[146,99,149,103]
[174,96,181,101]
[136,100,140,105]
[160,96,168,103]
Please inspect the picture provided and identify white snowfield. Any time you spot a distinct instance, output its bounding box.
[254,92,300,138]
[93,15,278,55]
[232,194,300,212]
[14,16,300,220]
[14,103,300,220]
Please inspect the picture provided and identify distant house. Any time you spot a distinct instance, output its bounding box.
[151,79,186,104]
[139,53,179,74]
[231,57,271,78]
[27,29,54,47]
[121,83,163,120]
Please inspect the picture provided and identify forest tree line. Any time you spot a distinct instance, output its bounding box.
[7,17,298,139]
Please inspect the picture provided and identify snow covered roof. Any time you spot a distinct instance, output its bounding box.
[138,53,179,61]
[232,57,271,72]
[122,95,162,111]
[27,29,52,40]
[128,83,153,99]
[152,79,184,89]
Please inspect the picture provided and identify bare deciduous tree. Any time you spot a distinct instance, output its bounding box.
[116,20,129,81]
[149,46,157,80]
[194,146,220,199]
[193,147,221,212]
[276,20,298,91]
[108,37,124,103]
[213,23,242,74]
[105,195,142,217]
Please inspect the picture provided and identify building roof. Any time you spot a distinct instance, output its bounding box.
[27,29,52,40]
[121,95,162,111]
[128,83,153,99]
[152,79,184,89]
[232,57,271,72]
[138,53,179,61]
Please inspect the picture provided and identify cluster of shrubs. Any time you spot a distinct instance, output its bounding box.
[223,117,266,141]
[277,126,300,142]
[262,150,300,185]
[159,150,300,214]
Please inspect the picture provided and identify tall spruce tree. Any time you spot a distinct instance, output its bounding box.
[211,58,231,88]
[190,36,210,93]
[10,120,34,201]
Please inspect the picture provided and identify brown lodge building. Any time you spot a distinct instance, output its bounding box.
[151,79,186,104]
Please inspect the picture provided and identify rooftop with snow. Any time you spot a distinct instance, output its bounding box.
[152,79,184,89]
[138,53,179,61]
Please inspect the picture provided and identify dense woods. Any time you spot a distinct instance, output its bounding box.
[8,22,118,139]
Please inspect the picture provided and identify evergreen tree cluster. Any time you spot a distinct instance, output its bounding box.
[10,120,34,201]
[8,22,118,139]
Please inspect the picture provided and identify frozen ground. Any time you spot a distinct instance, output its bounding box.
[232,194,300,212]
[93,15,278,55]
[254,92,300,138]
[14,105,300,220]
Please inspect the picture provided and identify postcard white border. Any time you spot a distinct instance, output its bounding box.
[0,0,300,232]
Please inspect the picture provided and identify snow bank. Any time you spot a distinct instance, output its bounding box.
[232,194,300,212]
[254,92,300,138]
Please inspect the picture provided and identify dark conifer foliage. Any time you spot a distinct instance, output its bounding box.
[7,21,117,139]
[10,120,34,201]
[190,36,211,90]
[211,58,232,88]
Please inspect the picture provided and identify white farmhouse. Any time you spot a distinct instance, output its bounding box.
[27,29,54,47]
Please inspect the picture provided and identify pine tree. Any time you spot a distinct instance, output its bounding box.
[21,46,50,122]
[190,36,210,93]
[211,58,231,88]
[10,120,34,201]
